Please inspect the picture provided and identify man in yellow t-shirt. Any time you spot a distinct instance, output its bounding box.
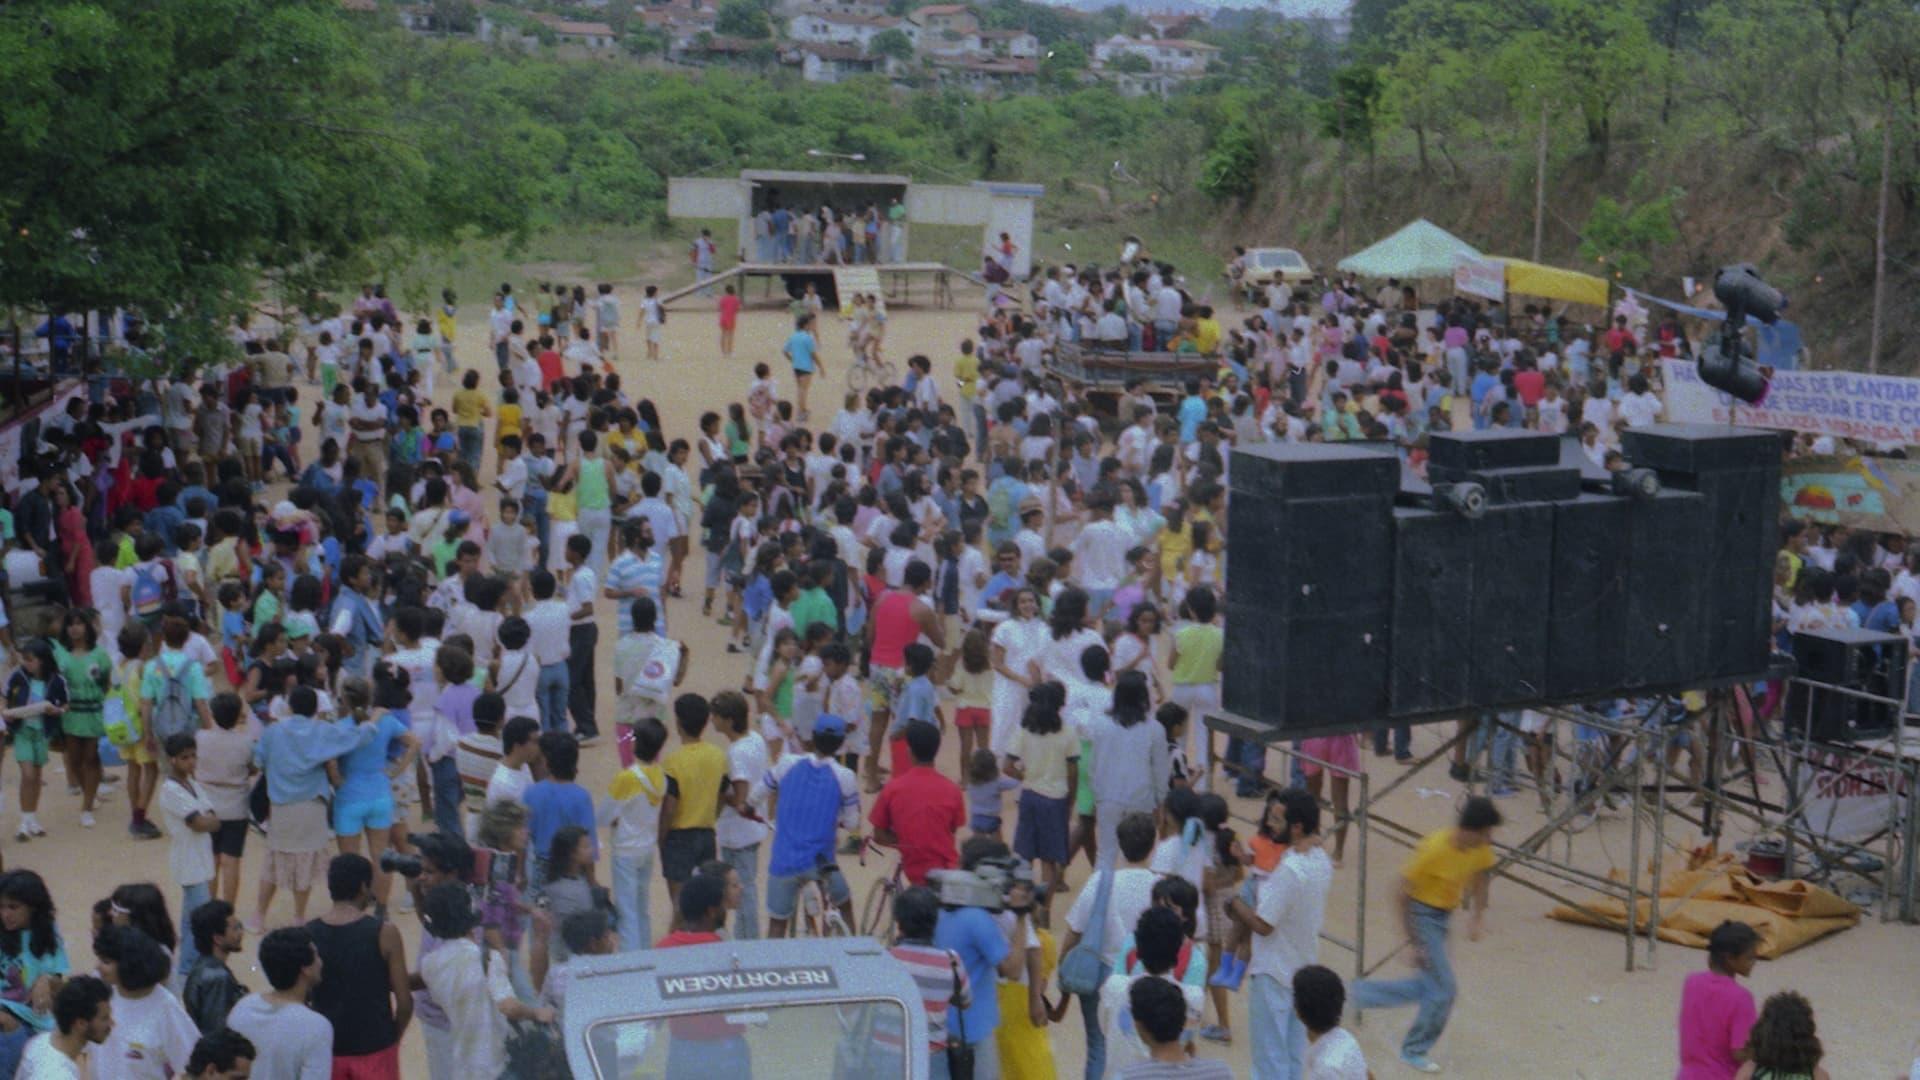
[1351,796,1500,1073]
[661,694,728,929]
[450,370,492,474]
[955,339,984,449]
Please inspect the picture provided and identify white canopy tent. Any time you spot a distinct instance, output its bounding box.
[1336,218,1482,280]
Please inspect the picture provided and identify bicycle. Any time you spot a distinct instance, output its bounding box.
[793,853,855,938]
[844,354,897,393]
[857,837,907,940]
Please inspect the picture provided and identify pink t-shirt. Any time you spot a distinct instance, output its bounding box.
[1676,970,1755,1080]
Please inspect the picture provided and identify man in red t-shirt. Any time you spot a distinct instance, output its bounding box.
[869,722,966,886]
[656,873,747,1061]
[1512,358,1546,408]
[1603,315,1638,358]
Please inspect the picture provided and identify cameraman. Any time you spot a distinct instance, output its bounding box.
[933,836,1037,1078]
[403,830,527,1080]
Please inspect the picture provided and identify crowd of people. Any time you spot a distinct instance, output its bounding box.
[0,246,1867,1080]
[746,198,911,267]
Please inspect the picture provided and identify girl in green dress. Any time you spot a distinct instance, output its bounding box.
[51,612,113,829]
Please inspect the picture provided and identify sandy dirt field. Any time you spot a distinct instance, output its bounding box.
[19,275,1920,1078]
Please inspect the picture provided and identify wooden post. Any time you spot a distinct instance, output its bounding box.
[1532,98,1548,264]
[1870,99,1892,373]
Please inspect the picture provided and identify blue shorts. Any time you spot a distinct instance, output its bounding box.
[765,864,851,920]
[333,794,396,836]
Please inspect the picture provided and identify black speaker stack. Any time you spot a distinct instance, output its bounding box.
[1222,424,1784,741]
[1784,628,1907,742]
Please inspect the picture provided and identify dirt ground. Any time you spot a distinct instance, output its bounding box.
[22,277,1920,1078]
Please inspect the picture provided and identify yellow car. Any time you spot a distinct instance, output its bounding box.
[1240,246,1314,291]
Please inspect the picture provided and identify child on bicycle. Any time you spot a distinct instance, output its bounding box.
[754,713,861,938]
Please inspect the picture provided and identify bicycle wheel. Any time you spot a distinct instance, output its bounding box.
[876,360,899,384]
[846,362,872,393]
[859,876,895,938]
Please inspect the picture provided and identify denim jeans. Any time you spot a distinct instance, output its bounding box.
[1353,900,1457,1058]
[1077,987,1106,1080]
[1248,972,1306,1080]
[457,426,484,473]
[567,624,599,738]
[1153,319,1178,349]
[1474,712,1521,791]
[430,755,463,836]
[1374,724,1412,758]
[611,851,654,952]
[536,661,570,734]
[722,843,761,940]
[176,880,211,991]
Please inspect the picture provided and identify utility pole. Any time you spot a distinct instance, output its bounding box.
[1532,97,1548,263]
[1870,97,1892,372]
[1337,96,1350,255]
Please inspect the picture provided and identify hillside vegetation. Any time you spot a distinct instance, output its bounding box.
[4,0,1915,366]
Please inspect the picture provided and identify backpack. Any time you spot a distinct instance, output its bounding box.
[148,655,198,743]
[130,560,174,620]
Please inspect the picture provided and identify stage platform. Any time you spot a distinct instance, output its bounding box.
[658,262,981,308]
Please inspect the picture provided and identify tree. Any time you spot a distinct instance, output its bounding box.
[715,0,771,40]
[868,27,914,62]
[1317,64,1384,167]
[1039,39,1087,89]
[1197,122,1261,202]
[1108,52,1151,74]
[0,0,443,362]
[1579,192,1681,282]
[625,26,671,57]
[1380,43,1476,177]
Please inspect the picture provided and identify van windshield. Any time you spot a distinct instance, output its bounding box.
[583,998,914,1080]
[1252,250,1306,270]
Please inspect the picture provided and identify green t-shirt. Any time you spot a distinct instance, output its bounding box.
[252,591,282,626]
[789,588,837,638]
[1170,622,1223,686]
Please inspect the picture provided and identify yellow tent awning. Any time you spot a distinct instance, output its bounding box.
[1494,257,1610,307]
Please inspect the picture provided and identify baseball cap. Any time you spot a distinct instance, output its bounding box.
[813,713,847,738]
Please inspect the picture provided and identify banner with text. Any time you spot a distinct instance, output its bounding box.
[1662,359,1920,447]
[1453,256,1505,303]
[834,265,882,316]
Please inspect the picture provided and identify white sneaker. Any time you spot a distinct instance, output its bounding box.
[26,822,46,838]
[80,812,96,828]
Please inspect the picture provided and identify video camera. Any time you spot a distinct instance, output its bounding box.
[928,855,1042,914]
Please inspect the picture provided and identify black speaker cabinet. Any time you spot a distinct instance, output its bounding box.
[1469,502,1555,704]
[1222,601,1390,736]
[1547,493,1631,698]
[1785,628,1908,741]
[1623,488,1709,690]
[1428,429,1561,472]
[1389,507,1474,714]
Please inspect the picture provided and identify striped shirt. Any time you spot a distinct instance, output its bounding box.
[605,550,666,634]
[879,943,970,1051]
[756,754,860,877]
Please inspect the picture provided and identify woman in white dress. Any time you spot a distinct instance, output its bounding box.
[988,587,1050,757]
[1036,587,1104,688]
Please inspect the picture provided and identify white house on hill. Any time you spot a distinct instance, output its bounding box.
[786,12,915,50]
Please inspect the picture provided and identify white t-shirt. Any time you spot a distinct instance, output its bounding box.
[158,777,216,888]
[1246,847,1334,983]
[90,565,131,632]
[421,939,515,1077]
[494,647,539,718]
[1149,833,1213,940]
[17,1033,82,1079]
[716,732,771,850]
[1304,1027,1370,1079]
[486,763,533,807]
[1065,866,1159,967]
[1620,390,1662,428]
[1071,520,1133,591]
[100,988,199,1080]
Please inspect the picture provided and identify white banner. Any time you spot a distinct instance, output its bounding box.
[1795,748,1909,843]
[1662,359,1920,448]
[1454,256,1505,302]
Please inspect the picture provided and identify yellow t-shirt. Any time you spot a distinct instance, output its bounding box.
[1157,522,1193,586]
[663,740,728,831]
[1402,827,1495,911]
[1194,317,1222,355]
[954,353,980,402]
[495,403,523,444]
[452,388,489,427]
[435,309,457,341]
[608,761,668,805]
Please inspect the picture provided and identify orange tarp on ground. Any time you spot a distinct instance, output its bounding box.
[1548,852,1860,959]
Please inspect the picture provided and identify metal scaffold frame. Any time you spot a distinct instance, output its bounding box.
[1209,686,1916,980]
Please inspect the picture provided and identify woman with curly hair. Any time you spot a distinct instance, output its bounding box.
[1735,991,1830,1080]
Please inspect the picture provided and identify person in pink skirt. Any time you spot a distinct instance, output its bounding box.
[1296,734,1360,866]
